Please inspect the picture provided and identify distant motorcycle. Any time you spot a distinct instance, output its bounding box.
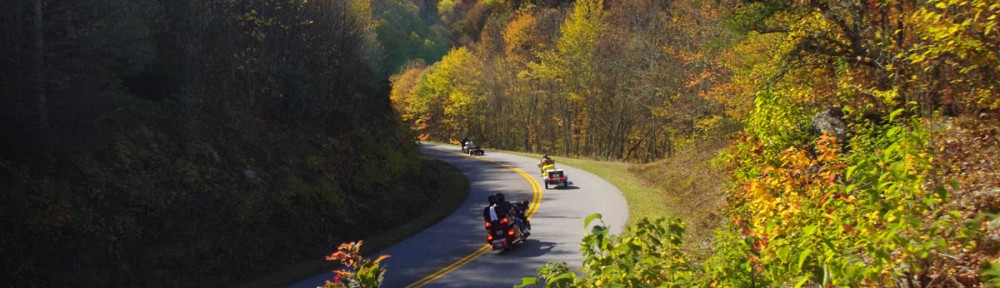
[543,168,568,189]
[464,141,485,156]
[485,201,530,250]
[469,145,485,156]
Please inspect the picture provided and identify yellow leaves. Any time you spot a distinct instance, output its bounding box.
[906,0,1000,109]
[437,0,458,14]
[389,64,430,121]
[503,12,540,61]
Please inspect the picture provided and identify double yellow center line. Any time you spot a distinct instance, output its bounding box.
[404,152,542,288]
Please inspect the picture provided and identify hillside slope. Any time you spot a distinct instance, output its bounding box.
[0,1,447,286]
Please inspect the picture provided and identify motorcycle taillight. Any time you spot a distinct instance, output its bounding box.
[485,221,491,228]
[508,229,515,236]
[501,217,508,224]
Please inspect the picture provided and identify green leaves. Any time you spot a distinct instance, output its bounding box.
[888,108,905,122]
[796,248,812,270]
[584,213,603,228]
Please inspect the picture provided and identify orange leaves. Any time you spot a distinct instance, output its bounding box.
[734,132,850,263]
[325,241,363,266]
[502,12,542,62]
[389,63,430,122]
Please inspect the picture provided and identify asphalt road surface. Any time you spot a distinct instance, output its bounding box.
[290,143,629,288]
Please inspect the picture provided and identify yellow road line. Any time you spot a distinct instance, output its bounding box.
[404,245,490,288]
[404,151,542,288]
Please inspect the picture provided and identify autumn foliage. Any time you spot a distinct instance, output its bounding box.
[440,0,1000,286]
[390,0,726,161]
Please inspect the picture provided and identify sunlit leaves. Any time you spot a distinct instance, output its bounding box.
[724,109,976,286]
[437,0,459,14]
[503,12,542,62]
[533,0,605,100]
[907,0,1000,110]
[390,61,430,124]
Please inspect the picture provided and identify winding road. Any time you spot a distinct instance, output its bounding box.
[290,143,628,287]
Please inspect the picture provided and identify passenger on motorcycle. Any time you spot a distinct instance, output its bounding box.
[496,193,529,235]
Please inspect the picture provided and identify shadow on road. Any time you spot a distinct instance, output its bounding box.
[495,240,559,258]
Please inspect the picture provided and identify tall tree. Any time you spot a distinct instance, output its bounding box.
[529,0,605,155]
[33,0,49,167]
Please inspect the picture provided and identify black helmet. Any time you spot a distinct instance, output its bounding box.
[496,193,505,203]
[488,194,497,204]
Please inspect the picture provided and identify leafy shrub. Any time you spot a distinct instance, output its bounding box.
[517,214,696,287]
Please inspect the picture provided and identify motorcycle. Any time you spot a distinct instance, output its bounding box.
[468,145,485,156]
[543,168,568,189]
[484,201,530,250]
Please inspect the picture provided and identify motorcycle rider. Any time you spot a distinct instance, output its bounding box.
[538,153,555,175]
[540,154,554,165]
[496,193,529,235]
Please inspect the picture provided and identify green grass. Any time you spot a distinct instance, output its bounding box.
[631,142,729,259]
[240,158,469,288]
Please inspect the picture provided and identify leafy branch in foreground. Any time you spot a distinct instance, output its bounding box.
[323,241,390,288]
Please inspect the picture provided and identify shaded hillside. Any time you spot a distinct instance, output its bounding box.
[372,0,451,73]
[0,1,443,287]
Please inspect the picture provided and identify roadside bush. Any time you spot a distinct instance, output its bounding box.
[517,214,696,287]
[718,107,976,286]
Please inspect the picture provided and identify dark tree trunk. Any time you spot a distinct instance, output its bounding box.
[34,0,50,168]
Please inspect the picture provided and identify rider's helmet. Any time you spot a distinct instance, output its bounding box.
[488,194,497,204]
[496,193,506,203]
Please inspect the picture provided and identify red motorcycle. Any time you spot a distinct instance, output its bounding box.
[484,201,530,250]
